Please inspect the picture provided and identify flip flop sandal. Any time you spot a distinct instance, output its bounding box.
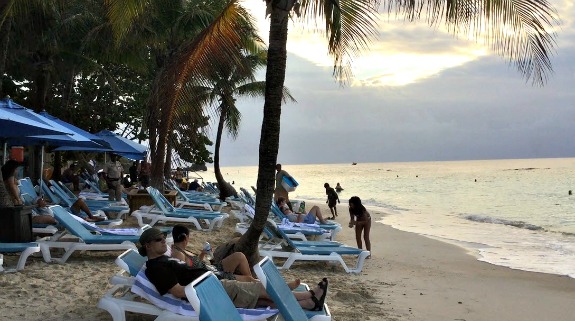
[309,277,328,311]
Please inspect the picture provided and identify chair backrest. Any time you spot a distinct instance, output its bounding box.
[185,271,244,321]
[146,187,176,213]
[39,181,69,206]
[53,180,77,198]
[117,249,147,276]
[49,205,95,241]
[253,256,309,321]
[81,177,104,194]
[50,180,78,201]
[19,178,39,199]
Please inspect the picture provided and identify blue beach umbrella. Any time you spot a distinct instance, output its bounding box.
[0,98,105,195]
[39,111,112,152]
[94,130,147,160]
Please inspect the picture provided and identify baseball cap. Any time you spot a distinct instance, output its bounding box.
[138,227,166,256]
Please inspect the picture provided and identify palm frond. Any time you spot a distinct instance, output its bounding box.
[386,0,559,86]
[298,0,381,82]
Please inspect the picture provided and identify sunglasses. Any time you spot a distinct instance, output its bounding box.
[151,235,166,243]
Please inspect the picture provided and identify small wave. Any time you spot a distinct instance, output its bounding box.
[464,214,545,231]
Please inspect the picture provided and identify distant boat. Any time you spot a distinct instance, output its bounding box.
[352,162,357,165]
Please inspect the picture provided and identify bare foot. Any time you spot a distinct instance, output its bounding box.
[288,278,301,290]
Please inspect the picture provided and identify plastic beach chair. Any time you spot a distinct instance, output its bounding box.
[98,249,278,321]
[184,271,244,321]
[258,220,370,273]
[0,242,40,272]
[253,256,331,321]
[37,205,139,263]
[130,187,226,231]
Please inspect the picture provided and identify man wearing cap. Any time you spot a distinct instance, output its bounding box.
[104,154,124,201]
[138,228,327,310]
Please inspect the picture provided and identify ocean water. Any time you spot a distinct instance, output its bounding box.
[206,158,575,278]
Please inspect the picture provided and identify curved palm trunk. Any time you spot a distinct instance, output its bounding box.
[234,3,292,265]
[214,104,235,200]
[0,16,12,95]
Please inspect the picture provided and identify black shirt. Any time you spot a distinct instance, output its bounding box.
[145,255,209,295]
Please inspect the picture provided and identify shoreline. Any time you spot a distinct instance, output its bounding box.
[1,200,574,320]
[303,200,575,321]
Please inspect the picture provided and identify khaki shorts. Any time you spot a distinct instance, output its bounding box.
[220,279,261,308]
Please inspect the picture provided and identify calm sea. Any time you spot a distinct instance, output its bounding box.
[204,158,575,278]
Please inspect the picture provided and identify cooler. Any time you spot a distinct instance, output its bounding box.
[0,206,33,242]
[281,176,298,192]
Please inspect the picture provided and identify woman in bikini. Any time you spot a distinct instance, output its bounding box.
[170,224,256,282]
[348,196,372,259]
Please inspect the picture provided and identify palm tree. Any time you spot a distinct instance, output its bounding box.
[188,48,295,200]
[231,0,559,264]
[104,0,262,189]
[102,0,558,265]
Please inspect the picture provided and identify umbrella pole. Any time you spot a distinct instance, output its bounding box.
[39,144,45,197]
[3,141,6,164]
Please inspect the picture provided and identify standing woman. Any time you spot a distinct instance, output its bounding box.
[348,196,371,258]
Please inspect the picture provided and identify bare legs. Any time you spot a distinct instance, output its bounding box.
[355,218,372,258]
[308,206,328,224]
[256,279,327,310]
[71,199,104,222]
[221,252,256,282]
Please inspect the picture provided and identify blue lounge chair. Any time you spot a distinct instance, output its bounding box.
[98,249,278,321]
[0,242,40,272]
[253,256,331,320]
[49,179,129,219]
[258,220,370,273]
[39,181,125,224]
[38,205,139,263]
[184,271,244,321]
[131,187,227,231]
[165,180,227,211]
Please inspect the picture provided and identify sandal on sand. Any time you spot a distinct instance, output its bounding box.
[309,278,328,311]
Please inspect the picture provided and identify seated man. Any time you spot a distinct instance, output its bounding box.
[276,196,329,224]
[62,163,80,192]
[139,228,328,311]
[32,197,58,225]
[188,179,201,191]
[40,179,105,222]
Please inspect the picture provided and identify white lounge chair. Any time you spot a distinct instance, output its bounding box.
[254,256,331,320]
[131,187,227,231]
[37,205,139,263]
[0,242,40,272]
[258,221,370,274]
[98,249,278,321]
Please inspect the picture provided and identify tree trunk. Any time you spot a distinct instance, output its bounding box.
[214,104,235,200]
[234,3,292,265]
[0,16,12,96]
[164,135,173,179]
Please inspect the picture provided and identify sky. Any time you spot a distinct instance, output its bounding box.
[211,1,575,167]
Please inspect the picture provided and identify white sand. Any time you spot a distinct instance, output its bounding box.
[1,201,574,321]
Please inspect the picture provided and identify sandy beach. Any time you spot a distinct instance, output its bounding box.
[1,200,574,321]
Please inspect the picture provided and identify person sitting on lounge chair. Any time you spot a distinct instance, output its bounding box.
[139,228,328,311]
[41,179,105,222]
[277,196,329,225]
[32,197,57,225]
[170,224,256,282]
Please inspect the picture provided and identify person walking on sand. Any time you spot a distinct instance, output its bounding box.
[348,196,371,259]
[274,163,293,211]
[324,183,340,219]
